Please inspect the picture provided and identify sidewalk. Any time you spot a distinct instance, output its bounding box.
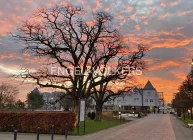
[170,115,193,140]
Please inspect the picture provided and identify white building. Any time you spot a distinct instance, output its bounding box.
[103,81,161,111]
[40,91,63,110]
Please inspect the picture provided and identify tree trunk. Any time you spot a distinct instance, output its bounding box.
[191,107,193,120]
[95,104,103,122]
[72,101,79,127]
[183,108,185,120]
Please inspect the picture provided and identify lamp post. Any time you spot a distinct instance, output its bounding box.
[50,97,54,111]
[119,112,121,120]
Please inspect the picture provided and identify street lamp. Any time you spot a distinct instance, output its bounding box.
[191,59,193,65]
[119,112,121,120]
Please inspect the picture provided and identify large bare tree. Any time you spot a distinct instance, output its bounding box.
[12,5,146,125]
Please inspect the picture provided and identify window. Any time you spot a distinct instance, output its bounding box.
[117,99,121,103]
[150,99,153,102]
[145,99,148,102]
[134,98,139,102]
[107,101,111,104]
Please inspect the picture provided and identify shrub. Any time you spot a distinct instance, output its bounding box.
[0,111,75,134]
[87,112,91,118]
[90,112,96,120]
[138,112,141,118]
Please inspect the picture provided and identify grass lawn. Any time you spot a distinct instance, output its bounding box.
[174,114,193,125]
[69,119,125,135]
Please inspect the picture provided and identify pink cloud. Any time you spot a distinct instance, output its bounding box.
[127,6,134,11]
[169,1,179,7]
[0,19,14,36]
[143,20,148,25]
[176,26,184,30]
[160,0,166,7]
[159,13,170,20]
[135,25,140,30]
[178,10,193,16]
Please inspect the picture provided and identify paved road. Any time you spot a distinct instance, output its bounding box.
[1,114,193,140]
[75,114,176,140]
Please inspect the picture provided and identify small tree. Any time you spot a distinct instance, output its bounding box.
[15,100,25,109]
[178,67,193,119]
[0,83,19,109]
[27,90,44,110]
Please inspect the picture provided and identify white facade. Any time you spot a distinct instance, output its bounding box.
[143,90,159,107]
[102,81,161,110]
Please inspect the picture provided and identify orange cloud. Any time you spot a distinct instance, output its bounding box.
[93,0,101,12]
[171,71,187,80]
[148,60,181,71]
[124,31,192,49]
[139,15,146,20]
[136,76,182,103]
[116,13,123,19]
[105,7,110,12]
[130,13,136,19]
[143,20,148,25]
[135,25,140,30]
[127,6,134,11]
[86,20,95,27]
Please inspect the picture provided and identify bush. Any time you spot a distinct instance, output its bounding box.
[87,112,92,118]
[90,112,96,120]
[0,111,75,134]
[138,112,141,118]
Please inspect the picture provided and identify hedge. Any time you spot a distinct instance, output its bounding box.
[0,111,75,134]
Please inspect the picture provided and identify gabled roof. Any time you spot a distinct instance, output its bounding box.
[31,87,40,94]
[143,80,155,90]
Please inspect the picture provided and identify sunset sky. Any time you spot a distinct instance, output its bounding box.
[0,0,193,103]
